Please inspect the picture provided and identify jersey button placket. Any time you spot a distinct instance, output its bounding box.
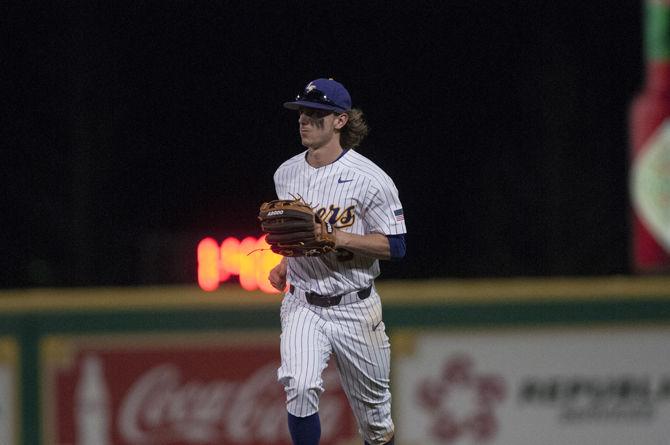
[304,169,315,204]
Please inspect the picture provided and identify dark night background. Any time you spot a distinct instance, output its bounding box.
[4,2,643,288]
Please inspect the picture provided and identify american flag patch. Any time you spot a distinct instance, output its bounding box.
[393,208,404,222]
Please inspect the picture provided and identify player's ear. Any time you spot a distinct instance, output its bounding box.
[333,112,348,130]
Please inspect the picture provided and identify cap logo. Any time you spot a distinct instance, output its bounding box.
[283,78,351,112]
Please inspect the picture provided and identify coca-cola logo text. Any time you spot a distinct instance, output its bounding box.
[117,362,347,444]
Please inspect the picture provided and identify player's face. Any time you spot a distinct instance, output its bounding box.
[297,107,340,149]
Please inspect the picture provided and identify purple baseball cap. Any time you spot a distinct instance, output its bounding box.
[283,78,352,113]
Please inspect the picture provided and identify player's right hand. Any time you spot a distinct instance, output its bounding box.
[269,260,287,292]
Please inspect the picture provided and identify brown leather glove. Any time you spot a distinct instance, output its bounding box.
[258,197,336,257]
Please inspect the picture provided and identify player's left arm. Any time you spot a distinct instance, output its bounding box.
[333,231,394,260]
[329,174,406,261]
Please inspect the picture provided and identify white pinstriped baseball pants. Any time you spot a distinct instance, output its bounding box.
[277,288,395,445]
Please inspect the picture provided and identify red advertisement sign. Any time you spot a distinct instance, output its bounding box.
[0,337,19,445]
[41,333,358,445]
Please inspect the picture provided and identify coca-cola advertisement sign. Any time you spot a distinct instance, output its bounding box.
[41,333,358,445]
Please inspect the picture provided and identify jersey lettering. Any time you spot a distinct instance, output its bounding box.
[315,204,356,229]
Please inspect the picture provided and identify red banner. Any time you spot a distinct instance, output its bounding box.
[41,334,358,445]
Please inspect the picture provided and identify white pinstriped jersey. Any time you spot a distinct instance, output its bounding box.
[273,149,406,296]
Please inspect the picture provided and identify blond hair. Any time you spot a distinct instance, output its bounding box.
[339,108,369,149]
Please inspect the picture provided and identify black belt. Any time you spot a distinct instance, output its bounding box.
[289,284,372,307]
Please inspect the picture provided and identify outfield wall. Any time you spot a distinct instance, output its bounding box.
[1,276,669,444]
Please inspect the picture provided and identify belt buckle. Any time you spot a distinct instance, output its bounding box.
[305,291,320,307]
[324,295,339,307]
[306,291,340,307]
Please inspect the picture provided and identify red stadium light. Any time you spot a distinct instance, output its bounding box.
[196,237,221,292]
[197,236,282,293]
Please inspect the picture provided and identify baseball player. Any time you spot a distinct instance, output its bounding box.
[268,78,406,445]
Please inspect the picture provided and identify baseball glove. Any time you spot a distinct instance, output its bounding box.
[258,197,336,257]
